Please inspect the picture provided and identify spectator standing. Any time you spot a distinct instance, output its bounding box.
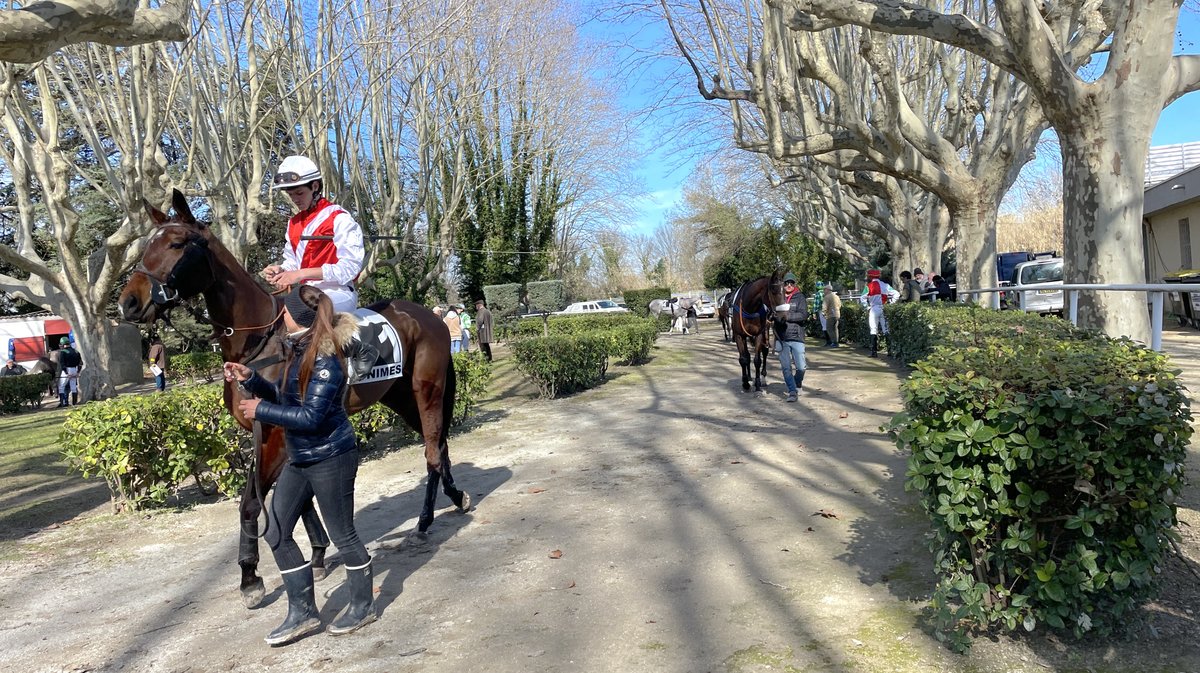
[899,271,922,302]
[474,300,494,362]
[444,305,463,353]
[913,267,934,299]
[773,272,808,402]
[222,285,376,645]
[148,336,168,392]
[822,282,842,347]
[812,282,828,343]
[459,304,472,352]
[56,337,83,406]
[1,358,26,376]
[261,155,365,313]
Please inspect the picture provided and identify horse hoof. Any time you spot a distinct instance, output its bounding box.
[241,580,266,609]
[312,566,328,582]
[458,492,472,512]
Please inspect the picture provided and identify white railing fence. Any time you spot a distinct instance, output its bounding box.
[954,283,1200,352]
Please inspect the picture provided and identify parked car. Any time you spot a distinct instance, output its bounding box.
[694,298,715,318]
[556,300,629,315]
[1002,257,1063,314]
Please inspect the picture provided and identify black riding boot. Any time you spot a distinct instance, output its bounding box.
[58,392,68,408]
[328,561,377,636]
[870,335,879,358]
[265,566,322,646]
[71,392,78,406]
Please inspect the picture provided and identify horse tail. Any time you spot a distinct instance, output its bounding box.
[440,354,457,443]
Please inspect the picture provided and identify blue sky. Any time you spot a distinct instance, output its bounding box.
[590,8,1200,237]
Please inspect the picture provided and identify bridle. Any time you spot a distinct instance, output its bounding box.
[733,277,784,336]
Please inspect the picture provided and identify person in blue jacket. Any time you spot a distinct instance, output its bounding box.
[222,284,375,645]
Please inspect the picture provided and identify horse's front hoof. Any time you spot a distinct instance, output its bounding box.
[241,579,266,609]
[457,492,472,512]
[417,515,433,534]
[312,565,328,582]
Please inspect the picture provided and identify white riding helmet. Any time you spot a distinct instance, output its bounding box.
[272,155,321,190]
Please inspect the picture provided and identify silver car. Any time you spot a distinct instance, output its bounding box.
[1004,258,1063,314]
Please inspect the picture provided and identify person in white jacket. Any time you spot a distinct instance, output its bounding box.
[262,155,365,313]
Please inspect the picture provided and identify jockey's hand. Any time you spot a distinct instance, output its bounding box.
[262,265,285,286]
[223,362,251,383]
[237,398,261,420]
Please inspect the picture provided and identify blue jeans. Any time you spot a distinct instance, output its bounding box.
[450,339,462,354]
[778,339,806,394]
[154,372,166,391]
[267,449,369,572]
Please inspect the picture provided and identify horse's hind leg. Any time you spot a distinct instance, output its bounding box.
[299,502,330,580]
[238,483,266,609]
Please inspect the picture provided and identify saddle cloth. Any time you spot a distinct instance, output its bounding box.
[351,309,404,384]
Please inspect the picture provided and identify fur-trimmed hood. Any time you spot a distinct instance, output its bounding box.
[310,312,359,356]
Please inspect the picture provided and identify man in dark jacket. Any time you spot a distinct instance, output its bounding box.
[1,358,26,376]
[899,270,922,302]
[774,272,808,402]
[474,299,494,362]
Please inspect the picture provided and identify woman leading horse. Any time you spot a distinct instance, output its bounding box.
[118,190,469,610]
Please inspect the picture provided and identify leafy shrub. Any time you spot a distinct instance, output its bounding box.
[483,283,522,317]
[525,280,566,313]
[508,312,649,339]
[169,351,224,383]
[512,333,610,398]
[601,322,659,365]
[886,334,1192,650]
[0,372,53,413]
[623,287,671,317]
[61,385,247,511]
[884,302,1086,365]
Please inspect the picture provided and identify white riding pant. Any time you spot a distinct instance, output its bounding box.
[318,286,358,313]
[868,305,888,335]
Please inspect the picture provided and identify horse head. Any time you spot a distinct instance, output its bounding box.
[119,189,215,323]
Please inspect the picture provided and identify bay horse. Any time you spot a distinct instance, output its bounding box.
[117,190,470,609]
[729,271,785,392]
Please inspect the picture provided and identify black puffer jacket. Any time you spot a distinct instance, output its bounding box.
[242,316,358,466]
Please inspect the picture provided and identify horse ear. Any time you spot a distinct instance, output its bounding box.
[171,189,201,227]
[143,199,169,225]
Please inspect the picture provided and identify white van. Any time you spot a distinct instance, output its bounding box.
[1004,257,1063,314]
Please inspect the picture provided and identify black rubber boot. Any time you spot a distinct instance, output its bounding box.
[328,562,377,636]
[71,392,78,406]
[870,335,879,358]
[264,566,322,646]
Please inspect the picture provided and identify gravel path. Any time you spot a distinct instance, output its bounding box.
[1,327,1197,673]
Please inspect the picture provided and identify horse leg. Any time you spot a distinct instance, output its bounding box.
[753,345,764,392]
[737,340,752,392]
[237,482,266,609]
[299,501,330,581]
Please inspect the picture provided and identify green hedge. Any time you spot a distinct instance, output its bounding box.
[483,283,522,317]
[623,287,671,317]
[883,302,1086,365]
[526,280,566,313]
[508,312,649,338]
[0,373,53,413]
[169,351,224,383]
[512,333,610,398]
[61,385,247,512]
[598,321,658,365]
[62,351,494,511]
[886,333,1192,650]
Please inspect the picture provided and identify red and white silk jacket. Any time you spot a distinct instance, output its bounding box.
[281,197,365,292]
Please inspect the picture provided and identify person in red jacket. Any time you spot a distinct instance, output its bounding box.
[861,269,899,357]
[263,155,365,313]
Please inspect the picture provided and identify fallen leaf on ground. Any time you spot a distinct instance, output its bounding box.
[812,509,839,519]
[528,487,546,494]
[838,412,849,419]
[549,549,563,559]
[565,581,576,589]
[806,526,814,532]
[730,460,743,464]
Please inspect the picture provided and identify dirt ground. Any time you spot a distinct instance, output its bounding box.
[1,324,1198,673]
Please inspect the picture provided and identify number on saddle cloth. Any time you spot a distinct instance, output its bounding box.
[348,309,405,385]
